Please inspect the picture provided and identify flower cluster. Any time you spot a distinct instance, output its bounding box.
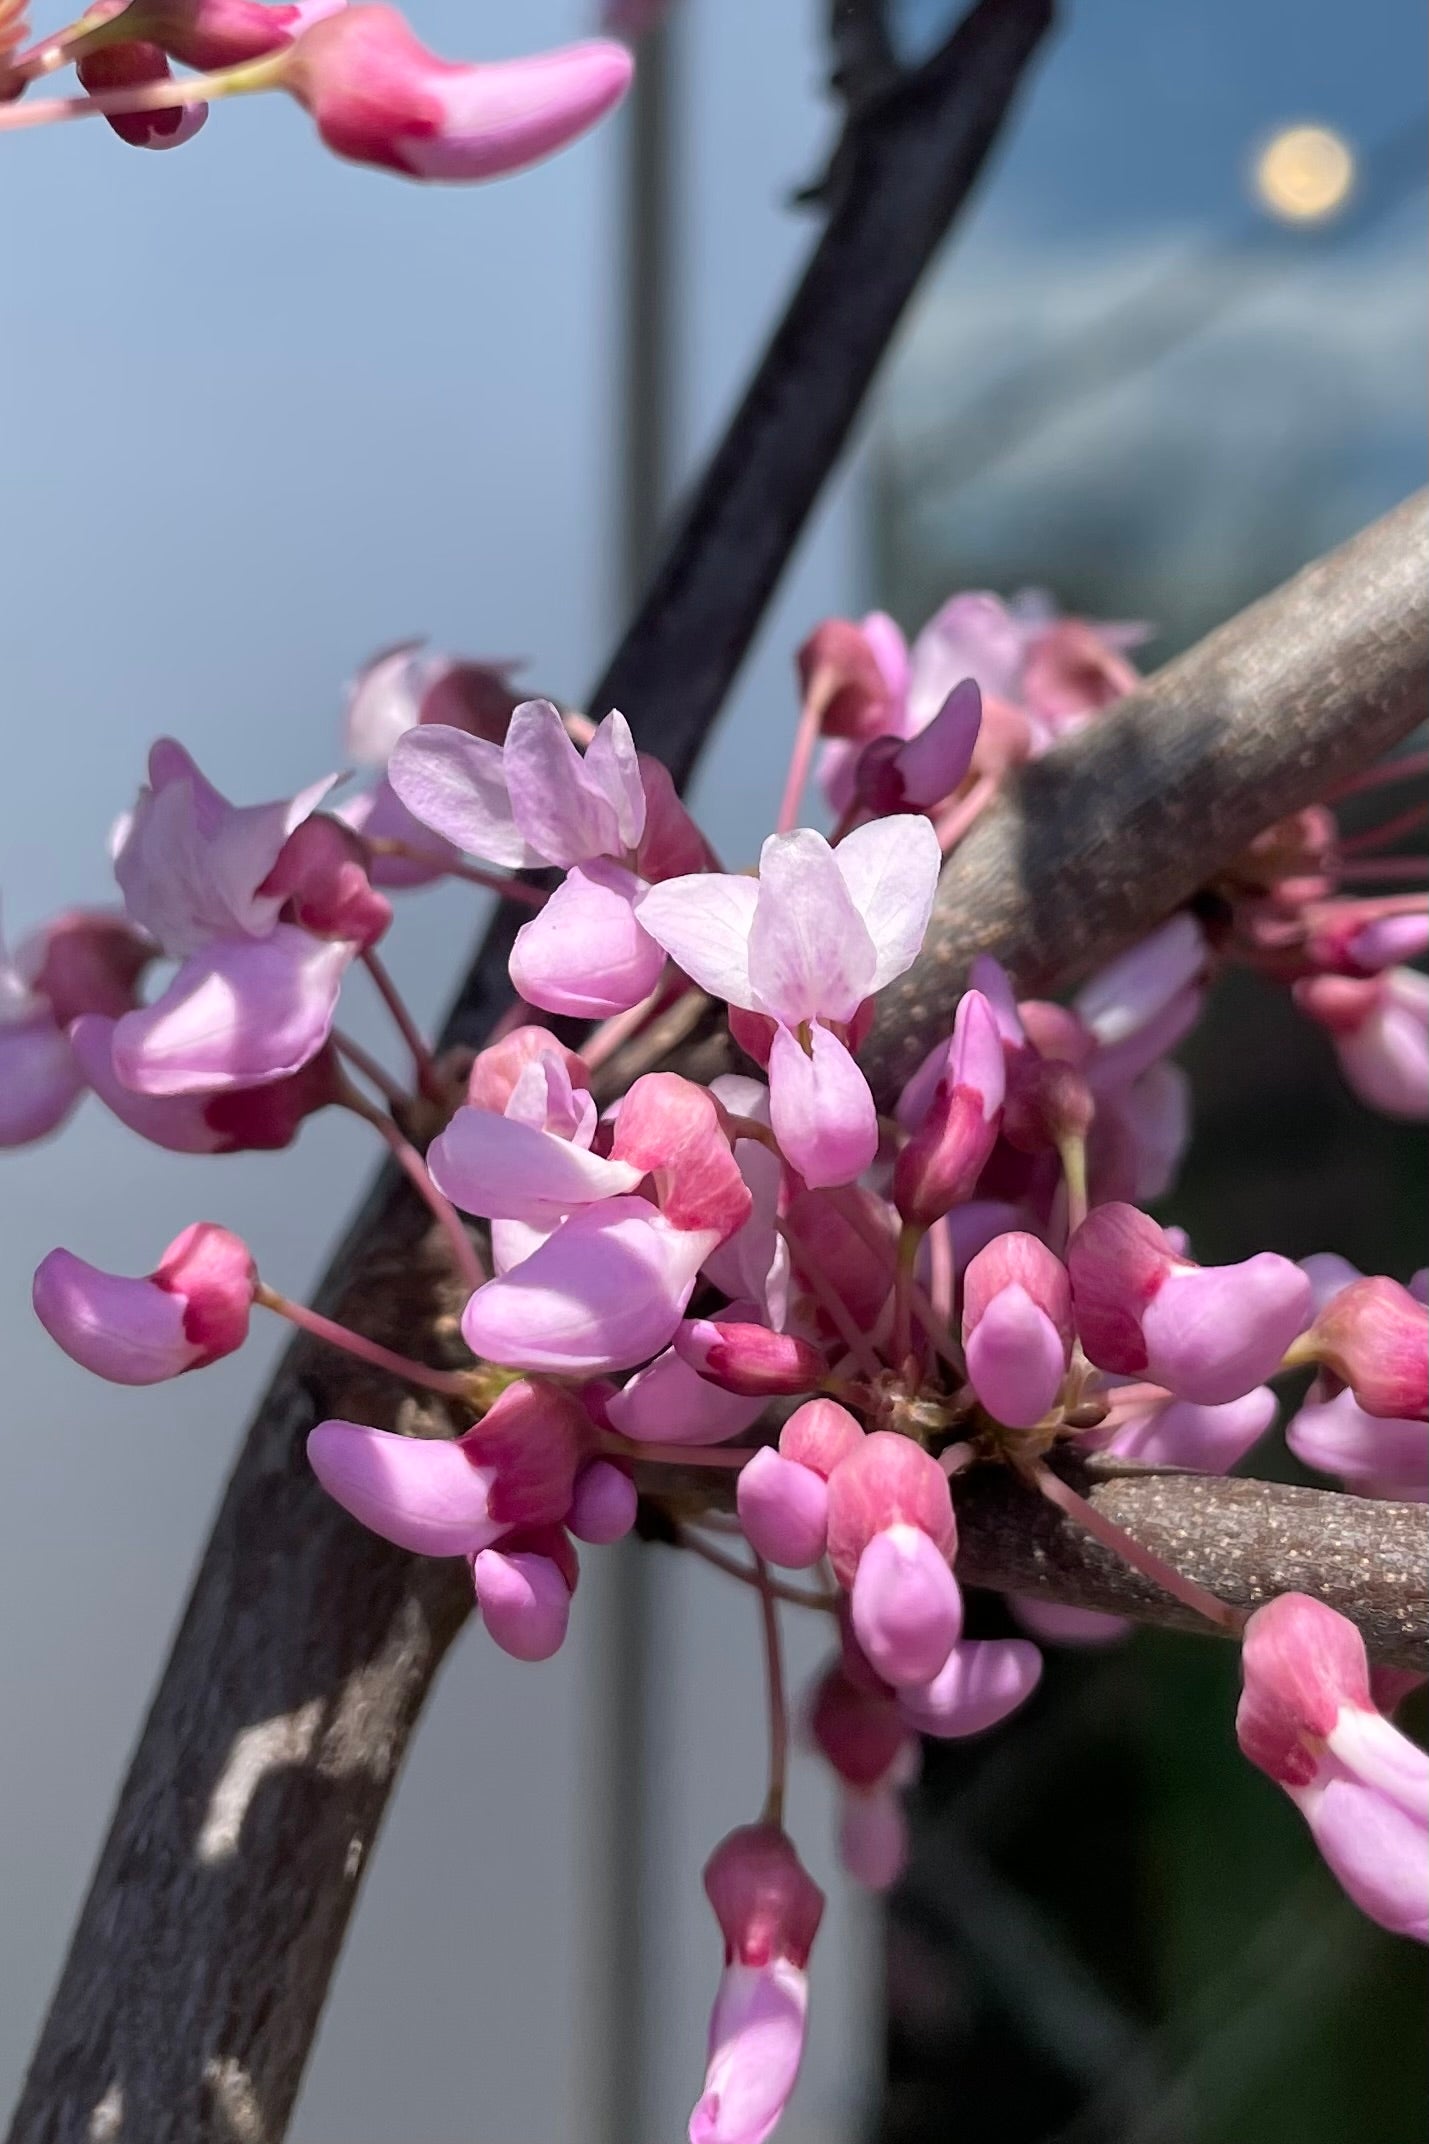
[0,3,633,178]
[6,584,1426,2141]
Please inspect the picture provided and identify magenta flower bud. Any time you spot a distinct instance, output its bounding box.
[694,1824,824,2134]
[676,1319,827,1398]
[1237,1594,1428,1941]
[1297,968,1429,1120]
[567,1458,637,1545]
[825,1431,956,1587]
[850,1526,963,1688]
[466,1024,590,1113]
[1299,1276,1428,1421]
[838,1785,908,1892]
[796,618,895,742]
[780,1397,865,1477]
[280,9,634,184]
[259,813,393,949]
[610,1073,753,1243]
[897,1637,1043,1739]
[809,1662,907,1789]
[472,1536,574,1662]
[892,989,1006,1225]
[77,41,209,150]
[1068,1202,1312,1405]
[1345,912,1429,972]
[961,1231,1072,1428]
[703,1823,825,1971]
[33,1222,255,1385]
[736,1449,829,1569]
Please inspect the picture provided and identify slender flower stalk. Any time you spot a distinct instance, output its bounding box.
[337,1083,486,1294]
[331,1028,412,1111]
[255,1282,471,1397]
[755,1557,790,1824]
[360,945,443,1100]
[1027,1458,1243,1634]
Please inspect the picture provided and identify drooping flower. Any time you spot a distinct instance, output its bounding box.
[825,1432,961,1687]
[1237,1594,1428,1941]
[33,1223,256,1384]
[1296,968,1429,1121]
[736,1398,864,1569]
[0,908,151,1148]
[690,1825,825,2144]
[638,818,942,1187]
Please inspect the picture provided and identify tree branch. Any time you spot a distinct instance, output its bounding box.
[8,8,1057,2139]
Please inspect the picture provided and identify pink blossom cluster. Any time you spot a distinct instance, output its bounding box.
[6,586,1425,2141]
[1,3,633,176]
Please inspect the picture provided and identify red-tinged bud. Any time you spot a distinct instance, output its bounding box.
[77,38,208,148]
[1299,1276,1428,1421]
[780,1397,865,1478]
[962,1232,1073,1429]
[893,989,1005,1225]
[854,681,981,815]
[23,909,151,1024]
[1002,1054,1095,1157]
[786,1186,896,1337]
[466,1025,591,1113]
[796,619,894,742]
[703,1824,825,1970]
[260,813,392,948]
[1020,619,1139,723]
[611,1072,751,1243]
[675,1319,827,1398]
[34,1222,256,1385]
[809,1663,907,1789]
[824,1431,956,1590]
[136,0,342,72]
[460,1376,590,1531]
[1068,1202,1313,1406]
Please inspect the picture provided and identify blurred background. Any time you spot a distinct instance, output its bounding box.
[1,2,1424,2140]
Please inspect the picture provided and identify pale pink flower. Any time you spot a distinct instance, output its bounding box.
[1296,969,1429,1120]
[0,908,150,1148]
[638,818,941,1186]
[897,1637,1043,1738]
[33,1223,255,1385]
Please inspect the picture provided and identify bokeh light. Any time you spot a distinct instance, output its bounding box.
[1254,123,1357,222]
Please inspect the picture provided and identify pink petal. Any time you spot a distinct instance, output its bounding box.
[110,928,352,1094]
[32,1250,196,1385]
[427,1105,641,1223]
[67,1015,226,1154]
[689,1960,808,2144]
[965,1284,1067,1429]
[862,610,912,701]
[838,1786,908,1892]
[567,1459,638,1544]
[907,592,1027,724]
[307,1419,500,1555]
[768,1023,877,1189]
[749,829,875,1025]
[735,1450,829,1568]
[890,679,982,807]
[579,707,647,854]
[1303,1777,1429,1942]
[1106,1387,1277,1473]
[509,859,665,1018]
[897,1637,1043,1738]
[0,1016,83,1147]
[1327,1705,1429,1819]
[1142,1255,1313,1405]
[605,1345,765,1445]
[461,1195,713,1375]
[404,41,633,183]
[851,1525,963,1688]
[336,777,458,887]
[1287,1388,1428,1495]
[635,872,760,1008]
[1075,914,1207,1048]
[831,814,942,992]
[387,722,535,867]
[472,1547,572,1661]
[1337,970,1429,1120]
[503,699,639,865]
[1010,1597,1131,1647]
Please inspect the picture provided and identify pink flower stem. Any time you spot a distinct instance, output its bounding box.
[774,694,823,835]
[580,969,682,1073]
[929,1216,955,1326]
[332,1028,412,1112]
[1328,749,1429,799]
[360,947,444,1103]
[365,839,548,907]
[4,8,120,88]
[254,1283,471,1400]
[1026,1458,1244,1634]
[776,1219,886,1382]
[337,1085,487,1296]
[676,1530,837,1614]
[932,772,999,854]
[1337,857,1427,885]
[754,1556,790,1825]
[1339,802,1429,856]
[822,1187,963,1373]
[0,49,281,129]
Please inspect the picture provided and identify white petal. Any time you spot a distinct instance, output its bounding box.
[749,829,875,1025]
[833,815,942,993]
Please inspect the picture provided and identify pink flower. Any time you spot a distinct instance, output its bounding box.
[1068,1202,1312,1405]
[896,1638,1043,1739]
[893,987,1006,1224]
[736,1399,864,1569]
[110,740,358,1094]
[961,1232,1072,1429]
[1100,1387,1277,1473]
[1287,1388,1428,1501]
[1296,1275,1428,1421]
[472,1527,577,1661]
[638,818,941,1186]
[1237,1594,1428,1941]
[851,680,983,818]
[0,908,150,1148]
[278,8,632,183]
[691,1825,824,2144]
[69,1016,339,1154]
[77,39,209,149]
[606,1344,765,1446]
[428,1045,639,1235]
[307,1377,588,1555]
[1296,969,1429,1120]
[135,0,345,72]
[33,1223,255,1385]
[825,1432,961,1688]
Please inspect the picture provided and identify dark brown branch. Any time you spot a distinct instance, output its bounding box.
[863,489,1429,1098]
[8,9,1056,2140]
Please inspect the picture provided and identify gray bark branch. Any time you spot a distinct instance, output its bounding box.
[7,6,1057,2138]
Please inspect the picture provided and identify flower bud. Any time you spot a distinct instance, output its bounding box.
[676,1319,826,1398]
[809,1662,907,1789]
[466,1025,591,1113]
[33,1222,255,1385]
[567,1458,637,1544]
[692,1826,824,2144]
[736,1449,830,1569]
[702,1823,825,1971]
[77,41,209,150]
[854,680,981,814]
[796,619,894,742]
[1297,1276,1428,1421]
[259,813,393,948]
[1296,968,1429,1121]
[961,1232,1073,1428]
[472,1528,576,1662]
[1068,1202,1312,1405]
[893,989,1005,1225]
[896,1637,1043,1739]
[825,1433,961,1687]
